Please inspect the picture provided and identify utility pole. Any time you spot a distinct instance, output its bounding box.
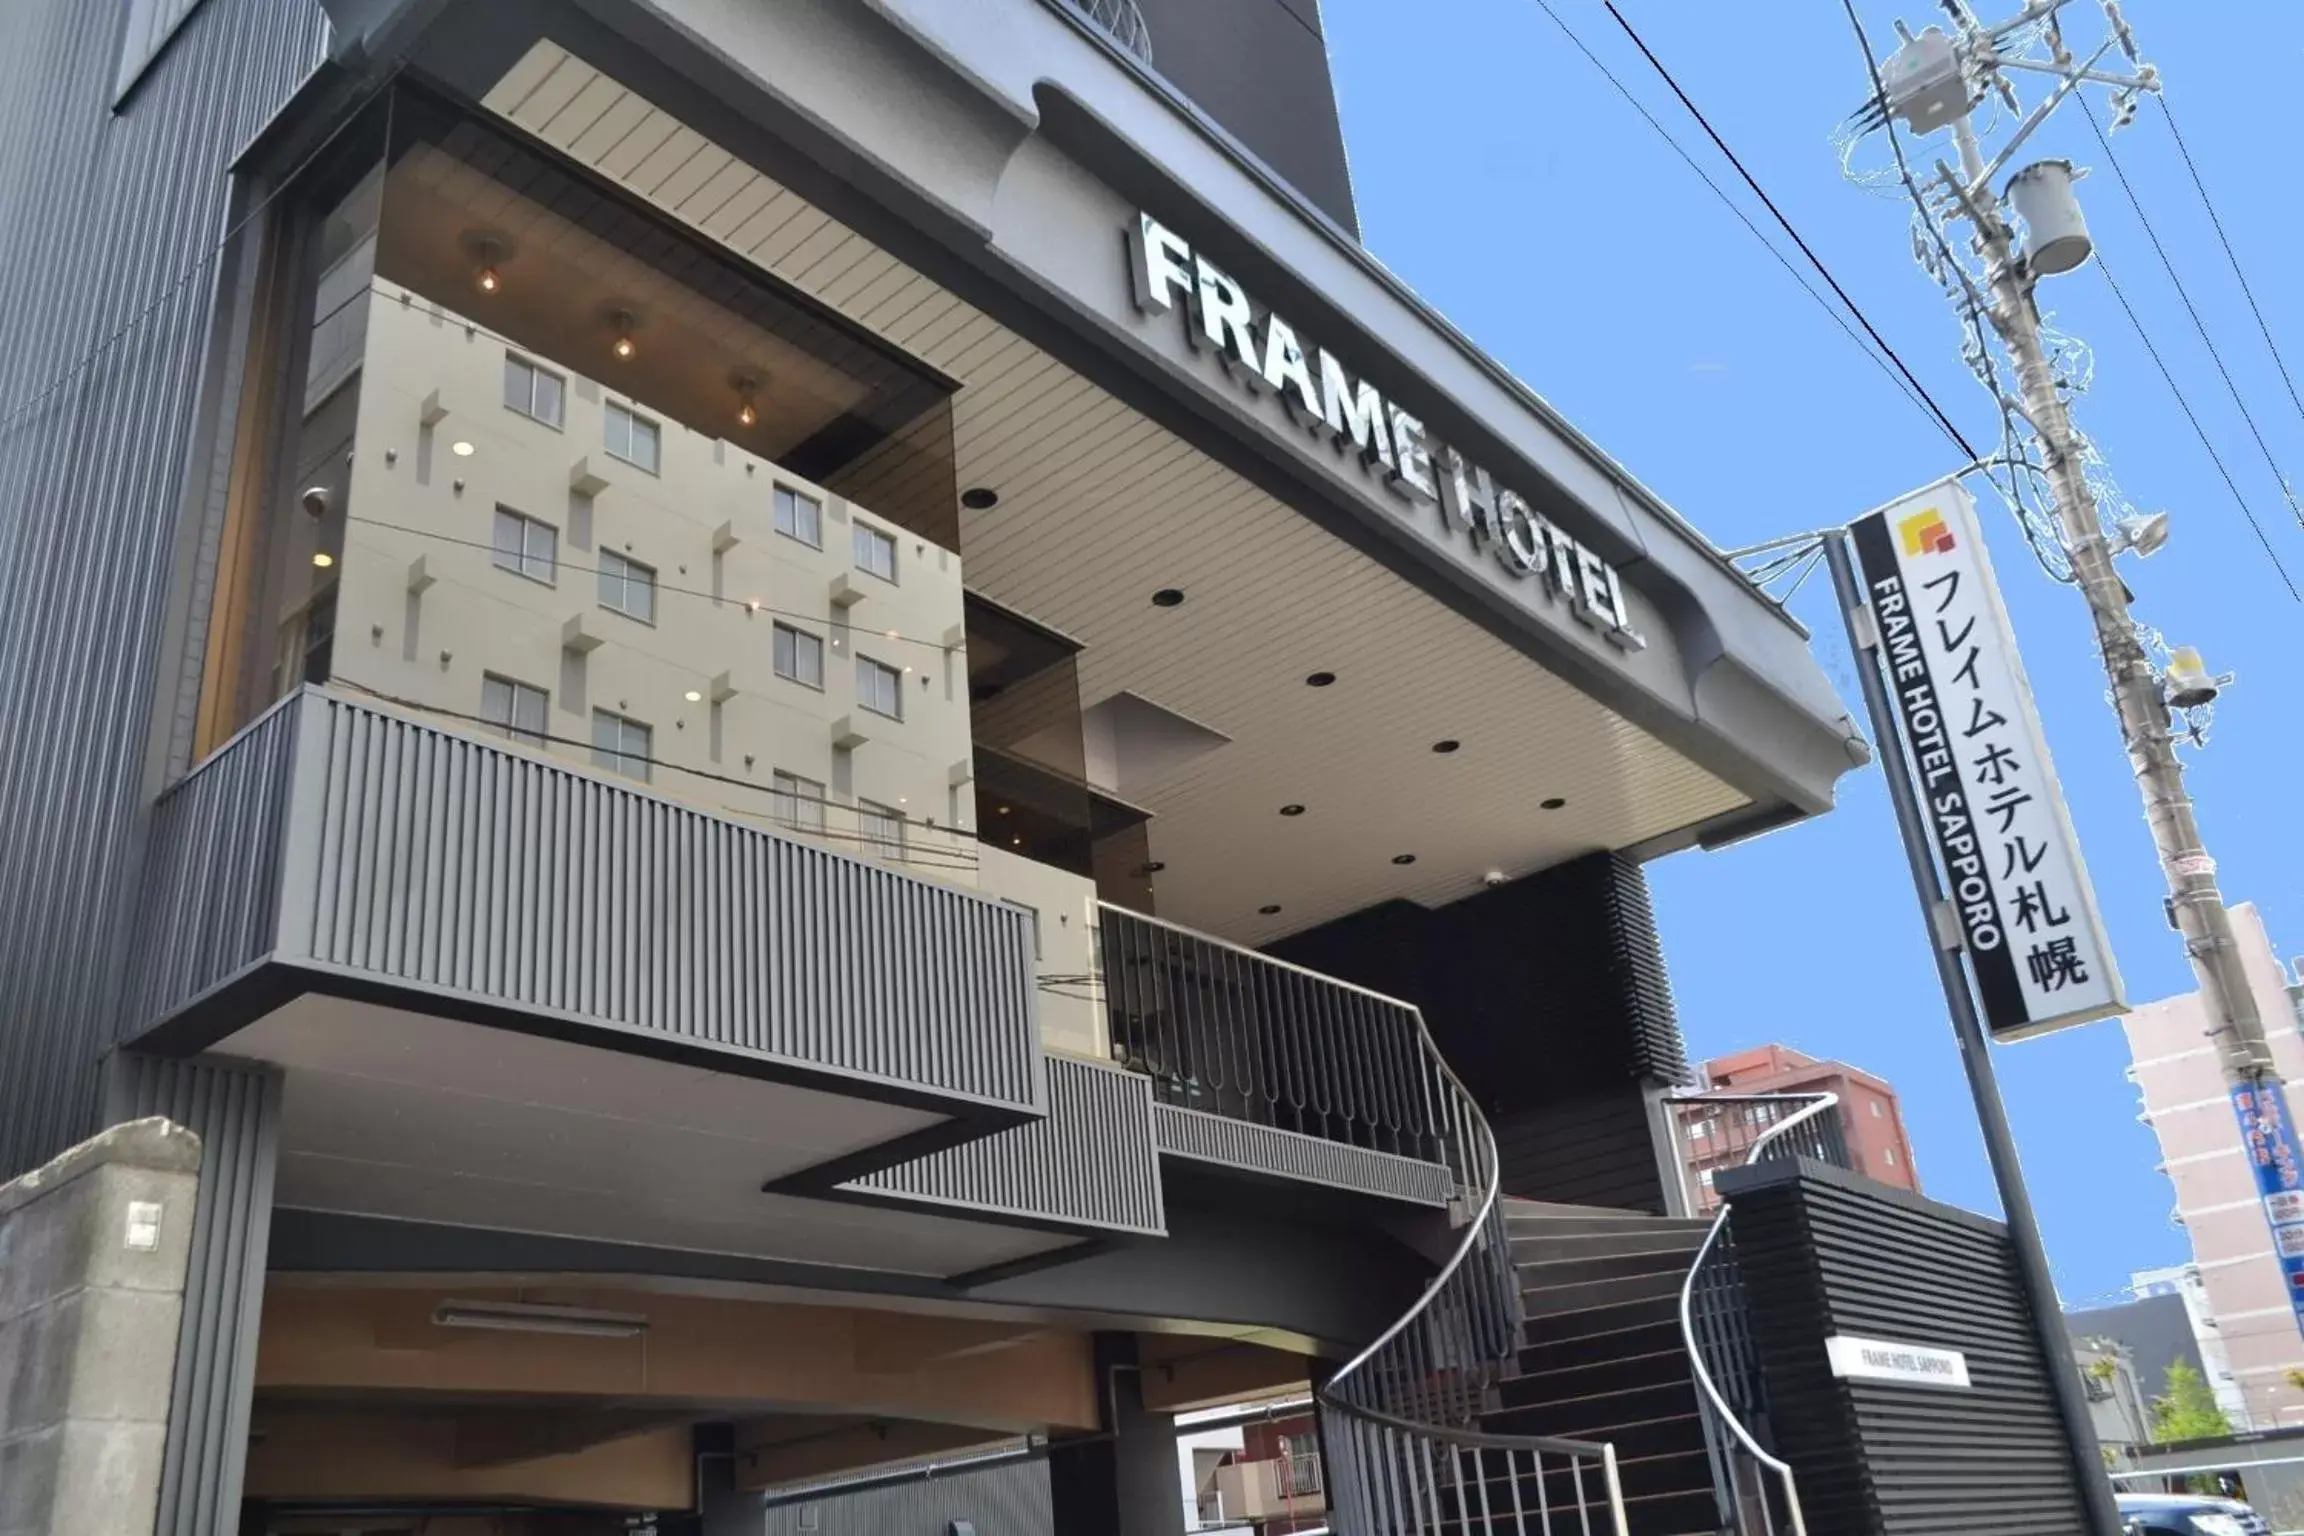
[1852,8,2279,1135]
[1833,0,2297,1517]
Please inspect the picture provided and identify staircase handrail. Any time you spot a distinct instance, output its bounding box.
[1317,996,1630,1535]
[1674,1090,1839,1536]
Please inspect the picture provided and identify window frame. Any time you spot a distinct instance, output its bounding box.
[855,654,904,720]
[773,485,822,549]
[502,352,566,430]
[480,672,550,747]
[857,799,906,857]
[597,549,658,625]
[491,506,558,586]
[852,520,898,583]
[590,708,652,783]
[604,400,662,476]
[770,769,827,834]
[772,621,825,690]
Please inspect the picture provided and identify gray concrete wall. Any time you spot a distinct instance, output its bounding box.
[0,1118,202,1536]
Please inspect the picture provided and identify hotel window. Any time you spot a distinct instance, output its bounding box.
[856,655,903,719]
[773,622,823,688]
[491,507,557,585]
[598,550,657,624]
[481,673,548,747]
[774,486,821,548]
[1883,1145,1898,1167]
[590,709,651,782]
[853,521,898,582]
[502,353,565,428]
[858,799,905,856]
[1871,1099,1884,1117]
[604,401,660,475]
[771,770,825,833]
[297,591,336,687]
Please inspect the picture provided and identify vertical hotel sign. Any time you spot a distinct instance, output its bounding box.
[2232,1081,2304,1333]
[1851,482,2123,1040]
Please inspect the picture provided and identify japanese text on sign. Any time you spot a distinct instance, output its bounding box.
[1850,483,2123,1040]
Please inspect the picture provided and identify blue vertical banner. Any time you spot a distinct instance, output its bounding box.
[2232,1079,2304,1335]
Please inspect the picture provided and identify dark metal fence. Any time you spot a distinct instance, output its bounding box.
[1097,904,1442,1162]
[1674,1093,1852,1213]
[1672,1092,1853,1536]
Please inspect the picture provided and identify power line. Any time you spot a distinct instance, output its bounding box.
[1595,1,1979,460]
[2156,97,2304,443]
[1521,0,1966,456]
[2076,240,2301,600]
[2079,95,2304,537]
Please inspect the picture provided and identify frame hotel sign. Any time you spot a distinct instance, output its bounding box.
[1126,213,1645,653]
[1852,481,2123,1041]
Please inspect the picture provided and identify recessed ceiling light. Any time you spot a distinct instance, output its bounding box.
[961,487,1000,510]
[997,805,1011,815]
[1391,853,1417,865]
[1258,904,1282,915]
[684,689,702,702]
[1432,739,1460,754]
[310,552,334,568]
[1151,588,1186,608]
[1305,671,1336,688]
[1279,804,1305,817]
[1141,861,1166,874]
[1541,797,1567,810]
[450,441,475,457]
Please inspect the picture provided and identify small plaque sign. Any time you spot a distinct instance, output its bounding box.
[1825,1333,1971,1389]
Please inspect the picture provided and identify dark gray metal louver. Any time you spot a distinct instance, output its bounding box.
[1067,0,1154,62]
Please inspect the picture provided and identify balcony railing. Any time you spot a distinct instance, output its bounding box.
[127,688,1043,1118]
[1096,904,1442,1162]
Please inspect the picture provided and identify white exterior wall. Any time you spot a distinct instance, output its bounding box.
[2124,904,2304,1430]
[325,288,1101,1051]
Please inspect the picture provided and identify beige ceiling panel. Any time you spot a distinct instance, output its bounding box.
[482,45,1749,943]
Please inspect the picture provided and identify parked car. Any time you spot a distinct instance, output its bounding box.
[2119,1491,2272,1535]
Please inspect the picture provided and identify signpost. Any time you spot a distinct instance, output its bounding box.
[1825,488,2121,1525]
[1847,480,2124,1039]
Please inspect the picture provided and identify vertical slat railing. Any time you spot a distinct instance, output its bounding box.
[1671,1091,1851,1536]
[1093,903,1629,1534]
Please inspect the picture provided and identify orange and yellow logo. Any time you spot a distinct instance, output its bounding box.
[1898,508,1957,556]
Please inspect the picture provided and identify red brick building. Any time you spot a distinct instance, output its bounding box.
[1679,1044,1919,1211]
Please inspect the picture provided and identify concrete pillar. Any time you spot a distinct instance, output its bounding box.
[107,1054,281,1536]
[1048,1334,1183,1536]
[0,1116,204,1536]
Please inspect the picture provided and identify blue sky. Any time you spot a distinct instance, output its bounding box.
[1321,0,2304,1307]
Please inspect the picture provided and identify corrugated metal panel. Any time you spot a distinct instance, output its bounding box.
[127,689,1044,1110]
[106,1051,282,1536]
[0,0,332,1181]
[128,701,305,1026]
[842,1056,1165,1234]
[115,0,211,101]
[1153,1102,1451,1206]
[756,1457,1054,1536]
[1719,1160,2091,1536]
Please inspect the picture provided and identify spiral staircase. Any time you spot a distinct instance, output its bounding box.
[1310,1004,1843,1536]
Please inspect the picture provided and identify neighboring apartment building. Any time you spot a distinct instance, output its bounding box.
[2129,1263,2254,1429]
[1678,1044,1919,1209]
[2124,904,2304,1433]
[0,1,1868,1534]
[2071,1335,2155,1462]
